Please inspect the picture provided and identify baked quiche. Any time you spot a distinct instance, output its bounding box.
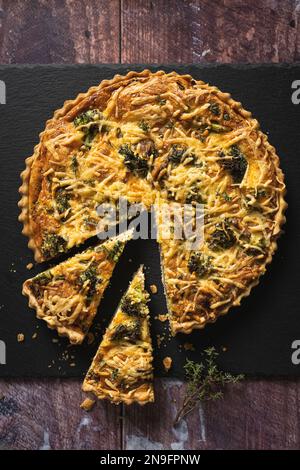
[82,265,154,405]
[22,230,133,344]
[19,70,286,334]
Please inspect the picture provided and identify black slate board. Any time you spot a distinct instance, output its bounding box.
[0,64,298,379]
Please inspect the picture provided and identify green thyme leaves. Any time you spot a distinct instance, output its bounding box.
[174,347,244,425]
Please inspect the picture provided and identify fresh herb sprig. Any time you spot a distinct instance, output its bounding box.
[174,347,243,425]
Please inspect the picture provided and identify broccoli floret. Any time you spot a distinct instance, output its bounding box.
[121,296,145,317]
[185,185,204,204]
[138,120,150,132]
[70,155,79,175]
[78,261,102,304]
[168,145,187,165]
[219,145,248,184]
[209,224,236,250]
[111,321,141,342]
[168,145,196,166]
[73,109,101,127]
[119,144,149,178]
[55,188,71,214]
[73,109,103,149]
[41,234,67,259]
[188,253,212,277]
[34,270,53,286]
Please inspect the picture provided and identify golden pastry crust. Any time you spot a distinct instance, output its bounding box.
[19,70,286,334]
[22,230,132,344]
[82,266,154,405]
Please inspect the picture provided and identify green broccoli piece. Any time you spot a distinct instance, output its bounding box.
[219,145,248,184]
[119,144,149,178]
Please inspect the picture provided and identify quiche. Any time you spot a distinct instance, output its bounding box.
[19,70,286,334]
[82,265,154,405]
[22,230,133,344]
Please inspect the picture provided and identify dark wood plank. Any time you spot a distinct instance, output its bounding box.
[0,379,121,450]
[121,0,193,63]
[121,0,298,63]
[0,0,120,63]
[190,0,299,63]
[122,378,300,450]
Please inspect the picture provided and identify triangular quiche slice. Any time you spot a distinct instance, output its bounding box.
[22,230,133,344]
[82,265,154,405]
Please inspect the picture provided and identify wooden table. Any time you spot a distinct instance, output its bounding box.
[0,0,299,450]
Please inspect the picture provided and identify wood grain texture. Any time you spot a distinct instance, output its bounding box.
[0,0,120,63]
[121,0,299,63]
[0,0,300,450]
[121,0,193,63]
[0,379,121,450]
[123,379,300,450]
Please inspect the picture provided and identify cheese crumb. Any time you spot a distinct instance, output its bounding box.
[32,332,38,340]
[163,356,172,371]
[87,332,95,345]
[26,263,34,270]
[158,314,168,322]
[150,284,158,294]
[80,398,96,412]
[17,333,25,343]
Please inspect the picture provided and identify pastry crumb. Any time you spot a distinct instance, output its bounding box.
[69,362,76,367]
[222,346,228,352]
[80,398,96,412]
[17,333,25,343]
[87,332,95,345]
[157,313,168,322]
[183,342,195,351]
[150,284,157,294]
[163,356,172,371]
[32,332,38,340]
[26,263,34,270]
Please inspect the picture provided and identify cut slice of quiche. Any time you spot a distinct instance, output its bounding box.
[82,265,154,405]
[22,230,133,344]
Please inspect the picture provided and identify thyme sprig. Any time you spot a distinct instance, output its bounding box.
[174,347,244,425]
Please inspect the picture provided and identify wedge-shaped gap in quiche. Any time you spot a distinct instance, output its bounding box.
[82,265,154,405]
[22,229,133,344]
